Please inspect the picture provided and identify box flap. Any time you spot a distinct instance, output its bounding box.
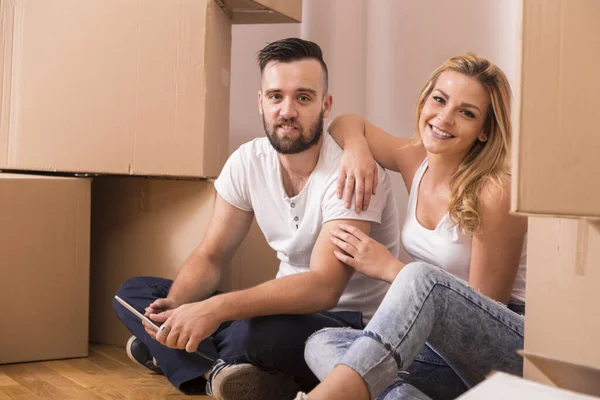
[221,0,302,24]
[520,351,600,397]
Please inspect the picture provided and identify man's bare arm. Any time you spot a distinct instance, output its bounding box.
[166,194,254,305]
[153,218,373,351]
[208,219,371,320]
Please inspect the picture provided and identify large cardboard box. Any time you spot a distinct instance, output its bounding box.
[0,173,90,364]
[0,0,231,178]
[512,0,600,218]
[523,217,600,396]
[90,177,278,345]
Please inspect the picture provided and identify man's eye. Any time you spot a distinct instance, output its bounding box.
[298,95,310,102]
[269,94,282,100]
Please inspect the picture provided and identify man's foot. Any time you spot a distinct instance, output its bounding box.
[125,336,162,374]
[206,359,300,400]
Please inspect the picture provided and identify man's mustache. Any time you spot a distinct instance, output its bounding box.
[276,118,298,127]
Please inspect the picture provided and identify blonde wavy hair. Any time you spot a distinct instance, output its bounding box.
[412,53,512,234]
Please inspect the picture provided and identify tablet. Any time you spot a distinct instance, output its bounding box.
[114,295,160,331]
[113,295,218,363]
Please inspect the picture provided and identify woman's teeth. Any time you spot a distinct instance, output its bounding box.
[431,125,452,138]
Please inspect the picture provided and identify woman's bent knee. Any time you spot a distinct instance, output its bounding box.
[305,327,362,381]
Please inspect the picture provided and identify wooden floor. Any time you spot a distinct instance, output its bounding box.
[0,344,212,399]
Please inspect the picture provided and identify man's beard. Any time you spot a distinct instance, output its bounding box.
[263,111,324,155]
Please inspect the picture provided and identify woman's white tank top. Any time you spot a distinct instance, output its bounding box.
[401,158,527,302]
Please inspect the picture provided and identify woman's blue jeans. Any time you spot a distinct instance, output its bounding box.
[305,262,525,400]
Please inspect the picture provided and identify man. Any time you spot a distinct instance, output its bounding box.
[113,38,400,399]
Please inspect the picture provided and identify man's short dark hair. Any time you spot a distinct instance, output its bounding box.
[256,38,329,92]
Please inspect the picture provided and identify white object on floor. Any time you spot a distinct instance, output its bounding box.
[457,372,599,400]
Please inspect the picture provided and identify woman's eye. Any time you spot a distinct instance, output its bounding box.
[462,110,476,118]
[432,96,445,104]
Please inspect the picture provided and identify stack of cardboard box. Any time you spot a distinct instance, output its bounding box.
[514,0,600,396]
[459,0,600,398]
[0,0,301,364]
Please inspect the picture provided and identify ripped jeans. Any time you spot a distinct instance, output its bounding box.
[305,262,525,400]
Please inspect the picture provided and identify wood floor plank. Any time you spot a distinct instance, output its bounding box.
[0,364,71,400]
[0,385,46,399]
[89,344,132,367]
[0,373,18,387]
[42,360,98,389]
[0,345,211,399]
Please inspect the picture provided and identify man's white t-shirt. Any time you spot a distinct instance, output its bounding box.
[214,133,400,322]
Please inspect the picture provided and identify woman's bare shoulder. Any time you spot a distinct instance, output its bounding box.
[396,144,426,191]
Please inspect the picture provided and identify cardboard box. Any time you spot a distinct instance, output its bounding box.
[222,0,302,24]
[523,217,600,396]
[512,0,600,217]
[90,177,278,345]
[0,0,231,178]
[522,351,600,398]
[457,371,599,400]
[0,173,90,364]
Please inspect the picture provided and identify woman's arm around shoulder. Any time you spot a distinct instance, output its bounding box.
[469,178,528,304]
[328,114,423,173]
[328,115,425,211]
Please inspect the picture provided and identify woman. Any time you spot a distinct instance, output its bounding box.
[297,53,528,400]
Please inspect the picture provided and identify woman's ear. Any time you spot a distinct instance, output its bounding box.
[478,132,488,142]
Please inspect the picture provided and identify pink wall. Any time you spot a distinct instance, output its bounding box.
[229,0,521,262]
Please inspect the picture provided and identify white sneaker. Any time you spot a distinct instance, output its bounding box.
[206,360,300,400]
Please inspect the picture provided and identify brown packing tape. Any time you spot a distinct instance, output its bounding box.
[518,350,600,397]
[576,220,589,276]
[0,0,15,167]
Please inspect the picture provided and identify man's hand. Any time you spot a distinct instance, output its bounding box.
[150,299,222,353]
[142,298,180,339]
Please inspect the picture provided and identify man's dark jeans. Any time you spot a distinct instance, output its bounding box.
[113,276,364,393]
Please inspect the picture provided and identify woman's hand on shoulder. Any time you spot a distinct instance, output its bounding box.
[330,223,402,283]
[330,116,424,213]
[336,146,379,214]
